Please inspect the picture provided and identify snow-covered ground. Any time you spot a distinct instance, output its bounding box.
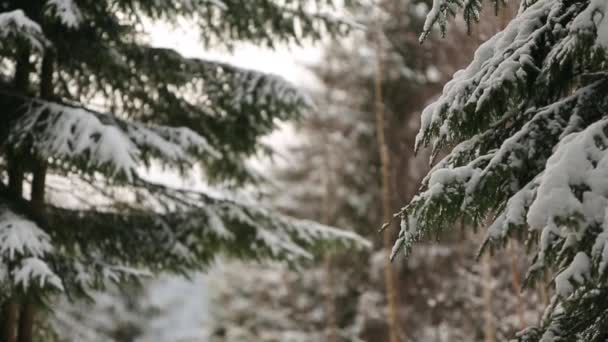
[137,274,211,342]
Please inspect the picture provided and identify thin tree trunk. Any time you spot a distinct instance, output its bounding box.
[15,303,33,342]
[374,22,401,342]
[539,271,551,307]
[1,301,19,342]
[2,44,31,342]
[17,49,54,342]
[508,241,525,329]
[6,45,30,197]
[482,253,495,342]
[321,152,338,342]
[323,256,338,342]
[320,61,338,342]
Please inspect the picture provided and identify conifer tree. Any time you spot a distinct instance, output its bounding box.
[391,0,608,340]
[0,0,368,339]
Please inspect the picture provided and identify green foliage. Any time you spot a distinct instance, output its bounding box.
[393,0,608,340]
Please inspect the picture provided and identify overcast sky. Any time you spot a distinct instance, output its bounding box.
[146,19,323,86]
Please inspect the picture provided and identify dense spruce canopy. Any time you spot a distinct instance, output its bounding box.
[392,0,608,340]
[0,0,368,314]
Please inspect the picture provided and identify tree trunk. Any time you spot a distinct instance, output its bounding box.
[17,49,54,342]
[539,271,551,309]
[320,61,339,342]
[1,301,19,342]
[321,153,338,342]
[374,23,401,342]
[508,241,525,329]
[1,43,32,342]
[15,302,33,342]
[482,253,495,342]
[6,45,30,197]
[323,256,338,342]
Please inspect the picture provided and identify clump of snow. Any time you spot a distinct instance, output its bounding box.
[45,0,83,28]
[13,257,63,291]
[571,0,608,49]
[555,252,590,298]
[0,207,63,291]
[9,98,219,181]
[486,185,536,241]
[527,119,608,236]
[26,103,140,179]
[0,208,53,260]
[0,10,49,50]
[427,165,480,200]
[420,0,447,41]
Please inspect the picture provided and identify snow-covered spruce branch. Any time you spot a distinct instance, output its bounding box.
[45,0,83,28]
[0,204,63,295]
[0,184,152,297]
[416,0,608,158]
[417,0,561,155]
[517,285,608,341]
[0,9,49,50]
[120,46,315,119]
[56,46,314,183]
[391,79,608,257]
[131,177,372,260]
[1,91,220,182]
[393,0,608,339]
[0,171,369,296]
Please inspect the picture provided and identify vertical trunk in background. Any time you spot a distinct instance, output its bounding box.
[6,45,30,196]
[539,272,551,308]
[374,24,401,342]
[321,63,338,342]
[482,253,495,342]
[17,49,54,342]
[1,302,19,342]
[321,139,338,342]
[323,256,338,342]
[1,44,32,342]
[508,242,525,329]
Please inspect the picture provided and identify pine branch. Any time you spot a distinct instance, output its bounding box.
[1,91,219,182]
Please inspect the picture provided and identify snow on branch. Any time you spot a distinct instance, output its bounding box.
[126,47,315,116]
[416,0,556,154]
[0,9,49,50]
[572,0,608,49]
[2,92,219,182]
[133,178,371,261]
[392,0,608,309]
[393,79,608,259]
[13,257,64,291]
[45,0,83,28]
[35,175,369,286]
[0,205,63,292]
[0,207,53,261]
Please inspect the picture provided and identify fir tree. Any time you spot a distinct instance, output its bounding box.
[0,0,368,339]
[391,0,608,340]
